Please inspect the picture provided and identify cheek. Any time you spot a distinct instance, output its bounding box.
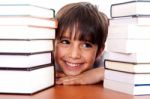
[55,46,62,58]
[86,53,96,63]
[55,45,67,60]
[83,50,97,66]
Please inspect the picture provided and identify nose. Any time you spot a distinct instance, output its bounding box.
[68,44,81,59]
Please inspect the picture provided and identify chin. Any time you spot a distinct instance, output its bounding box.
[64,71,81,76]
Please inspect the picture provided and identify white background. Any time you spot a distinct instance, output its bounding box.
[49,0,130,18]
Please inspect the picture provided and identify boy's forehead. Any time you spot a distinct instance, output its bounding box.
[62,30,79,39]
[62,28,80,40]
[59,25,94,42]
[61,30,93,43]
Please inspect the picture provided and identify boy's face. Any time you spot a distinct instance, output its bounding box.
[54,30,100,76]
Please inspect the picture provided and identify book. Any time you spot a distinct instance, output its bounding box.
[111,0,150,18]
[0,39,54,53]
[0,26,55,39]
[0,16,57,28]
[0,4,54,18]
[106,51,150,63]
[104,59,150,73]
[109,15,150,25]
[0,52,52,68]
[104,79,150,95]
[108,25,150,39]
[105,69,150,84]
[106,39,150,53]
[0,64,54,94]
[0,0,54,9]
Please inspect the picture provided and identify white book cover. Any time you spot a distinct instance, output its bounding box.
[105,69,150,84]
[0,52,52,68]
[0,40,53,53]
[0,65,54,94]
[111,1,150,18]
[108,25,150,39]
[104,79,150,95]
[0,16,57,28]
[106,39,150,53]
[104,59,150,73]
[0,0,53,9]
[0,26,55,39]
[0,4,54,18]
[110,16,150,25]
[106,51,150,63]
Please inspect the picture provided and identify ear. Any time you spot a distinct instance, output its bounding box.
[96,45,105,59]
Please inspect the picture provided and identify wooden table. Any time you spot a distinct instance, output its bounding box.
[0,83,150,99]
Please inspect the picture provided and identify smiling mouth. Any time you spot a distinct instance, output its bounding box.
[66,61,81,67]
[64,61,83,71]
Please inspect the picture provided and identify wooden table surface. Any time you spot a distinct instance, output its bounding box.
[0,83,150,99]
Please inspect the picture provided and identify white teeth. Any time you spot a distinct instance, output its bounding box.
[66,62,79,67]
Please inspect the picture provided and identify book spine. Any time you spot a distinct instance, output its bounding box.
[50,8,55,18]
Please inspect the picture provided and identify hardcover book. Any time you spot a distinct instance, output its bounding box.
[111,0,150,18]
[109,15,150,25]
[0,26,55,39]
[108,25,150,39]
[0,39,54,53]
[104,59,150,73]
[0,4,55,18]
[0,52,52,68]
[0,0,56,94]
[0,65,54,94]
[106,51,150,63]
[105,69,150,84]
[104,79,150,95]
[106,39,150,53]
[0,16,57,28]
[0,0,54,9]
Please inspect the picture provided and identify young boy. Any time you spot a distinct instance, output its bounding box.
[54,2,109,85]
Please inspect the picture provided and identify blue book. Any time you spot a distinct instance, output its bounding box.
[104,79,150,95]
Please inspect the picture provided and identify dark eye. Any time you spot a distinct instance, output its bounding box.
[83,42,93,48]
[60,39,70,45]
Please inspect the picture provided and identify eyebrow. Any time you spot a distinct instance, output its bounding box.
[59,35,70,39]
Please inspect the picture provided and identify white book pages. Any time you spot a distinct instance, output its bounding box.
[0,40,53,53]
[0,26,55,39]
[0,16,57,28]
[104,79,150,95]
[108,25,150,39]
[105,69,150,84]
[111,1,150,18]
[105,60,150,73]
[106,39,150,53]
[0,52,52,68]
[0,66,54,94]
[106,52,150,63]
[0,0,53,9]
[0,5,54,18]
[110,16,150,25]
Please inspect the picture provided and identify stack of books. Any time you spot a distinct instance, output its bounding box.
[0,0,57,94]
[104,0,150,95]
